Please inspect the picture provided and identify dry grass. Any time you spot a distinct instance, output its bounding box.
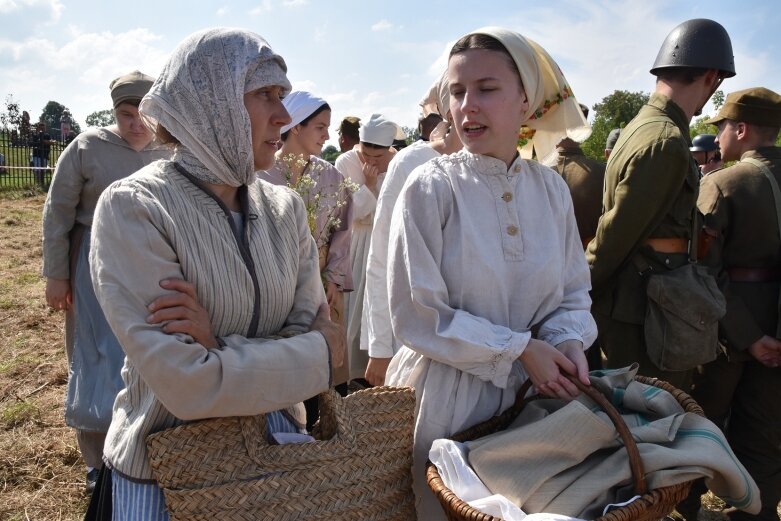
[0,193,774,520]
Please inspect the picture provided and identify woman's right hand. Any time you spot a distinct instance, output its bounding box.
[310,302,346,375]
[519,339,581,400]
[146,278,218,348]
[365,356,391,386]
[45,277,72,311]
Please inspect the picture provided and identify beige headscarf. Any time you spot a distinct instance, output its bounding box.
[466,27,591,166]
[140,28,291,187]
[419,69,452,142]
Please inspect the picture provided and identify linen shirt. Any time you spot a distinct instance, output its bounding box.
[260,155,354,290]
[335,148,382,225]
[363,141,440,358]
[385,150,597,520]
[90,160,331,481]
[42,127,170,279]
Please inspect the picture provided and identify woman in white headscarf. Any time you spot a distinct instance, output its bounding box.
[89,29,344,519]
[258,90,353,426]
[383,27,596,519]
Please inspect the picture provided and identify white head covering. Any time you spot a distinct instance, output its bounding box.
[140,28,292,187]
[281,91,328,134]
[359,113,400,147]
[459,27,591,166]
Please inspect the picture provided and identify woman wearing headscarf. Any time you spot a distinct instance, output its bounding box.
[335,113,400,383]
[383,27,596,519]
[362,70,463,386]
[258,91,353,425]
[89,29,344,519]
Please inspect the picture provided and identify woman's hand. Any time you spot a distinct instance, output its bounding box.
[146,278,218,348]
[310,302,346,376]
[519,338,584,400]
[45,277,72,311]
[556,339,589,385]
[748,335,781,368]
[365,356,391,386]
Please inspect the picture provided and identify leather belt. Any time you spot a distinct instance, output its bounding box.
[727,267,781,282]
[645,237,688,254]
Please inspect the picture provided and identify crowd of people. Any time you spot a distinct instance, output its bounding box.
[39,17,779,521]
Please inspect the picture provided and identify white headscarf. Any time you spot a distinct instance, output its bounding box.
[281,91,328,134]
[359,113,401,147]
[140,28,292,187]
[463,27,591,166]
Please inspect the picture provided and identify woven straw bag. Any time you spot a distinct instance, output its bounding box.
[146,386,416,521]
[426,375,705,521]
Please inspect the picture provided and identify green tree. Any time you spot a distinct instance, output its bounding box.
[402,125,419,145]
[712,89,725,110]
[85,109,115,128]
[0,94,23,131]
[321,144,340,164]
[581,90,649,160]
[39,100,82,137]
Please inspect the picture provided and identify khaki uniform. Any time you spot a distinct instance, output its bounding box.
[555,143,606,369]
[554,144,606,245]
[694,147,781,521]
[586,93,700,390]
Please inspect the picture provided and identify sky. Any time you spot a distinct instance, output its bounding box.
[1,0,779,147]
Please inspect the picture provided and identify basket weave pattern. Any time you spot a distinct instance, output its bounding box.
[426,376,704,521]
[147,386,416,520]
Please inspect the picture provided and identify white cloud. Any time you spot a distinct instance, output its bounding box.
[249,0,273,15]
[283,0,308,6]
[0,0,62,18]
[216,6,228,16]
[371,20,393,32]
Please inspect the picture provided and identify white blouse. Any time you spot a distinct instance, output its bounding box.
[385,149,597,519]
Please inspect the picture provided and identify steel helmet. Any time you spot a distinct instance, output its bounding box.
[690,134,718,153]
[650,19,735,78]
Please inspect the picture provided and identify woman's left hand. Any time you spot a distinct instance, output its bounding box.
[146,278,218,348]
[556,339,589,386]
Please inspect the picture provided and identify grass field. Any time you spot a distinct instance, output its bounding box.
[0,192,774,520]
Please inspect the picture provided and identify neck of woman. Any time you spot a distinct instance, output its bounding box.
[205,182,240,212]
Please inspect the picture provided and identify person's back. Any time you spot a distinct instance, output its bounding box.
[586,18,736,391]
[686,87,781,521]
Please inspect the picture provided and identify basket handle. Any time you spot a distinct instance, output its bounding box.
[565,375,648,496]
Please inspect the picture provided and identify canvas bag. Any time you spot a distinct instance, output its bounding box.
[638,194,726,371]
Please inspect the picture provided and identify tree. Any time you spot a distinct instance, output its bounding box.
[1,94,24,131]
[581,90,649,160]
[402,125,420,144]
[39,100,82,137]
[86,109,115,128]
[321,144,340,164]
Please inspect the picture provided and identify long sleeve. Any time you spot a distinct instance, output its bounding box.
[587,137,690,292]
[90,181,330,421]
[42,140,84,278]
[364,145,438,358]
[387,169,528,389]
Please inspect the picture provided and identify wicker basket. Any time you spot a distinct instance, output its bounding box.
[426,375,705,521]
[147,386,416,521]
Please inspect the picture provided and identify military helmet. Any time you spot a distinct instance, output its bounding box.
[650,19,735,78]
[690,134,718,152]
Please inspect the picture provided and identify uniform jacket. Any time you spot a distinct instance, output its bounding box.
[586,93,700,324]
[698,147,781,356]
[554,143,606,244]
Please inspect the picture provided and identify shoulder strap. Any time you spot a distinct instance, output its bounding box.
[742,157,781,240]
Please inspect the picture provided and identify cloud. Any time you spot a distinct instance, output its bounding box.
[283,0,308,6]
[0,28,168,124]
[371,20,393,32]
[249,0,273,15]
[216,6,228,16]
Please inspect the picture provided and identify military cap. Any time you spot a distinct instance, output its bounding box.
[110,70,155,108]
[605,128,621,150]
[706,87,781,127]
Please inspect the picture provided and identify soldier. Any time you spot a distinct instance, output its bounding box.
[586,18,735,390]
[555,103,605,369]
[690,133,723,175]
[678,87,781,521]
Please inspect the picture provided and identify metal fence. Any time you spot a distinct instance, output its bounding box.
[0,129,68,190]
